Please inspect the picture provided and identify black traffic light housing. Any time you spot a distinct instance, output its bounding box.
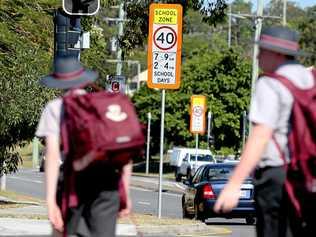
[54,9,81,58]
[208,134,215,146]
[63,0,100,15]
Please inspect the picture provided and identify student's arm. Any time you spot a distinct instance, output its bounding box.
[118,161,133,218]
[45,135,64,232]
[214,123,273,213]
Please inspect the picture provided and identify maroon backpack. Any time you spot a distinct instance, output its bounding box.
[59,88,144,230]
[61,89,145,171]
[266,70,316,218]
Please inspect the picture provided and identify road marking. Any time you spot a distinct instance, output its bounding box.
[7,176,43,184]
[131,186,151,192]
[163,192,181,198]
[137,201,151,206]
[175,183,186,190]
[131,186,182,198]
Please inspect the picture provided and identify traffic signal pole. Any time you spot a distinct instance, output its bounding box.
[116,2,124,76]
[283,0,287,26]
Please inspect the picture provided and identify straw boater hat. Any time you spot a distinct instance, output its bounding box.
[256,26,305,57]
[40,56,98,89]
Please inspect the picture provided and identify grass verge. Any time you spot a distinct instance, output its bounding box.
[0,190,44,204]
[118,213,199,226]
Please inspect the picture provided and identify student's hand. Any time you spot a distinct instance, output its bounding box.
[47,201,64,233]
[213,184,241,213]
[118,197,132,218]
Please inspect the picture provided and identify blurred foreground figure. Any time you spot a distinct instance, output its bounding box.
[36,56,142,237]
[214,26,316,237]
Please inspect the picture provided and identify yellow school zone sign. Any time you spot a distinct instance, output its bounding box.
[147,3,183,89]
[190,95,207,134]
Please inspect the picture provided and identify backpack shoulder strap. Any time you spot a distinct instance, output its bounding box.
[261,72,299,95]
[311,69,316,83]
[60,99,69,157]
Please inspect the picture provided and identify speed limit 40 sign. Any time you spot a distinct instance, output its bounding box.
[147,3,183,89]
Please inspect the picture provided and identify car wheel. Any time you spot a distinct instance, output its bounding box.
[175,170,182,182]
[246,216,255,225]
[182,198,194,219]
[194,203,205,222]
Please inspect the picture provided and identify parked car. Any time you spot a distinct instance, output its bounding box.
[182,163,255,224]
[169,147,213,182]
[179,153,216,180]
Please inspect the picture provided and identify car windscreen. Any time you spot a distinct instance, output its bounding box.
[190,154,213,162]
[207,165,234,180]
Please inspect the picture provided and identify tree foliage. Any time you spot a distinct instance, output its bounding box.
[0,0,60,174]
[120,0,227,52]
[0,0,127,174]
[132,45,252,155]
[1,0,315,173]
[297,6,316,67]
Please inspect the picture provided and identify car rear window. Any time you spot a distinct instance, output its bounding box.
[207,166,234,180]
[189,154,214,162]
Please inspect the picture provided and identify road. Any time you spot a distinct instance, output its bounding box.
[6,168,255,237]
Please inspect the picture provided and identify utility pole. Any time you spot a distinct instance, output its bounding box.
[0,171,6,191]
[250,0,264,131]
[227,1,280,132]
[228,4,232,48]
[251,0,264,99]
[283,0,287,26]
[116,2,124,76]
[106,59,141,92]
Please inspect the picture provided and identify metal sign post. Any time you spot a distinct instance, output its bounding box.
[207,111,212,149]
[242,111,247,149]
[147,3,183,219]
[190,95,207,173]
[32,137,39,169]
[146,112,151,175]
[158,89,165,218]
[195,134,199,173]
[0,172,6,191]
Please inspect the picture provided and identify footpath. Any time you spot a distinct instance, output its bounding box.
[0,174,231,237]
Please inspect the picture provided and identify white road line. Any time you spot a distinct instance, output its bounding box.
[175,183,186,190]
[131,186,182,198]
[7,176,43,184]
[137,201,151,206]
[131,186,151,192]
[162,192,182,198]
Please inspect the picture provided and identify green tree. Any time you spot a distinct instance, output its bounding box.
[132,46,252,155]
[298,6,316,67]
[0,0,124,174]
[121,0,228,52]
[0,0,60,174]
